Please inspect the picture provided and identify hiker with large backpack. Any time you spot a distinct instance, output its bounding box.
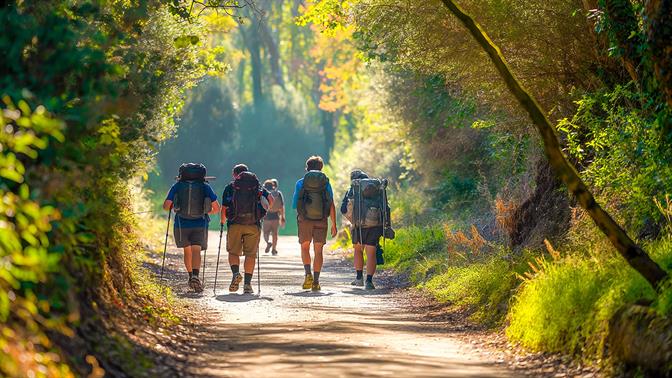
[262,179,285,256]
[220,164,273,295]
[292,156,338,292]
[162,163,220,293]
[341,169,393,290]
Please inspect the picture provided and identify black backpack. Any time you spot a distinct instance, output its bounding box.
[297,171,331,221]
[174,163,209,220]
[231,171,263,225]
[178,163,206,181]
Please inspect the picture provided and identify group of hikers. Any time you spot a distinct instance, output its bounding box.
[162,155,393,295]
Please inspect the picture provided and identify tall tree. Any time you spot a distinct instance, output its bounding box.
[439,0,669,290]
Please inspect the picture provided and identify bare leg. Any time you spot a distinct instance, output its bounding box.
[353,243,364,271]
[313,242,324,273]
[228,253,240,267]
[244,255,256,274]
[183,246,193,273]
[301,241,312,265]
[191,245,201,272]
[365,245,377,276]
[271,226,279,250]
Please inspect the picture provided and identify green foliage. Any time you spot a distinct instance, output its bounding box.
[557,84,672,231]
[507,237,672,356]
[1,0,222,374]
[0,99,74,376]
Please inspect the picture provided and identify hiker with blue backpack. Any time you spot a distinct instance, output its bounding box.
[220,164,273,295]
[341,169,394,290]
[163,163,220,293]
[293,156,338,292]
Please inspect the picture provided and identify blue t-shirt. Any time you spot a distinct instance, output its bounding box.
[292,177,334,209]
[166,182,217,228]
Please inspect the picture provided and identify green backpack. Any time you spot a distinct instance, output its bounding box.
[297,171,331,221]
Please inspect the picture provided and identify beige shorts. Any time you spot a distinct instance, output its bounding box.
[297,218,328,244]
[226,224,261,257]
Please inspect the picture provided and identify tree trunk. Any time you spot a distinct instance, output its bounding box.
[439,0,669,290]
[239,23,264,107]
[644,0,672,106]
[258,16,285,88]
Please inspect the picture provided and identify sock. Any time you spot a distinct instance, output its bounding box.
[192,269,199,277]
[244,273,253,285]
[231,265,239,275]
[304,264,312,275]
[356,270,363,279]
[366,274,373,283]
[314,271,320,283]
[188,271,193,279]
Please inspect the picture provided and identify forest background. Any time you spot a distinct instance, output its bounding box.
[1,0,671,376]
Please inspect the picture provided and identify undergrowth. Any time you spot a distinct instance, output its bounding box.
[506,236,672,357]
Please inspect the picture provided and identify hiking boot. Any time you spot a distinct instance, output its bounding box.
[243,283,254,294]
[229,273,243,292]
[271,250,278,256]
[365,280,376,290]
[311,282,321,292]
[190,277,203,293]
[302,273,314,290]
[351,277,364,287]
[265,243,272,253]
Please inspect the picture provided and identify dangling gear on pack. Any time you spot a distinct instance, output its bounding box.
[347,178,386,228]
[297,170,331,221]
[231,171,263,225]
[174,163,211,220]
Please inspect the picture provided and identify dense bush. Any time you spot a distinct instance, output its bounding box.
[0,1,220,374]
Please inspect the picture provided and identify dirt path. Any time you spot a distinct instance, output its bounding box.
[161,233,511,377]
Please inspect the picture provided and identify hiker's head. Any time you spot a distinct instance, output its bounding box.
[350,169,369,180]
[263,179,274,191]
[271,179,279,189]
[232,163,248,178]
[305,156,324,171]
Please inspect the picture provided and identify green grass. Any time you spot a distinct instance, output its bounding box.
[506,236,672,356]
[381,225,529,325]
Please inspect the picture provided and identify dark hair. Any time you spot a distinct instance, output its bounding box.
[263,179,274,190]
[233,163,248,176]
[306,155,324,171]
[350,169,368,180]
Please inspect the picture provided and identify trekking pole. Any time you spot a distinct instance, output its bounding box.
[201,226,207,287]
[213,223,224,294]
[160,210,172,284]
[257,246,261,296]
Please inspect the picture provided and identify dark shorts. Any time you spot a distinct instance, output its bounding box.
[298,218,328,244]
[175,226,208,249]
[351,226,382,247]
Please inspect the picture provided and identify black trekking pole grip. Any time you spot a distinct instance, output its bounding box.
[160,210,172,284]
[213,222,224,294]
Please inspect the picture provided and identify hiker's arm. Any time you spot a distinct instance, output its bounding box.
[163,200,173,211]
[220,205,227,224]
[330,201,337,237]
[210,200,220,214]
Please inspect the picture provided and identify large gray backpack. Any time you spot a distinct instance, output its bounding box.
[297,171,331,221]
[347,178,385,228]
[174,181,211,220]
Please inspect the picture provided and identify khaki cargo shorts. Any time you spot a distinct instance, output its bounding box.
[226,224,261,257]
[297,218,328,244]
